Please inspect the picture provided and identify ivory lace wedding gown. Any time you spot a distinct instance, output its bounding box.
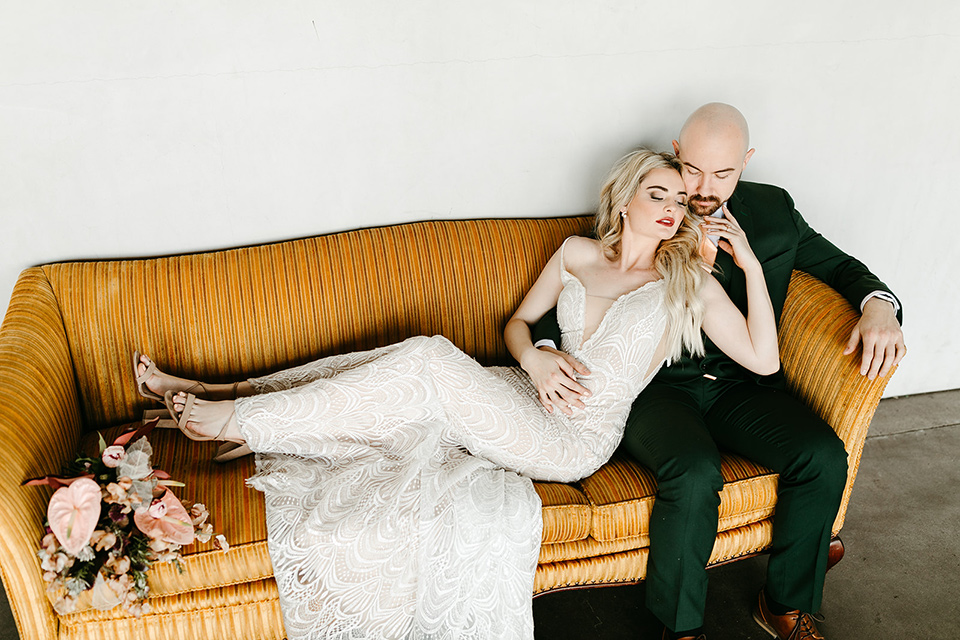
[237,239,668,639]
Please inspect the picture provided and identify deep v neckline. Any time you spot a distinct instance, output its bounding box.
[562,266,662,351]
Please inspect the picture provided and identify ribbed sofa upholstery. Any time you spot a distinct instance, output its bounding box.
[0,216,894,639]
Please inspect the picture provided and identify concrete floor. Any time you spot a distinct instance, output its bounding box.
[532,388,960,640]
[2,389,958,640]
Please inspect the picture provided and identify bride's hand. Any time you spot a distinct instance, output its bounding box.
[520,347,591,416]
[701,206,760,272]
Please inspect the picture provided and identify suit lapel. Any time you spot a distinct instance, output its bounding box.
[728,188,755,246]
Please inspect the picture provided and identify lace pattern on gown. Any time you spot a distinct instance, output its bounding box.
[237,236,668,639]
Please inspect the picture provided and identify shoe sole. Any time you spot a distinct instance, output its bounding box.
[752,610,779,638]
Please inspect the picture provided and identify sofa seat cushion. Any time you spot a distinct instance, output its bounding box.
[533,519,776,595]
[533,481,591,544]
[579,452,778,543]
[80,424,273,602]
[77,424,777,604]
[56,578,283,640]
[85,423,600,600]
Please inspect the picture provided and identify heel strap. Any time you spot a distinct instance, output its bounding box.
[214,410,237,441]
[176,393,196,430]
[135,359,156,385]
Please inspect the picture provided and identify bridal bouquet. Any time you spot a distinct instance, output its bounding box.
[25,419,227,616]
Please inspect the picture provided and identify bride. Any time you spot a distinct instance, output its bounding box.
[133,149,777,639]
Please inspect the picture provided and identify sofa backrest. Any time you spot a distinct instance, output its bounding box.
[41,216,592,430]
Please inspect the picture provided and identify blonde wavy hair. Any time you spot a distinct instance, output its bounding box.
[595,149,706,361]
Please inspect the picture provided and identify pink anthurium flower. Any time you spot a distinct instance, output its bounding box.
[133,489,194,546]
[47,478,102,556]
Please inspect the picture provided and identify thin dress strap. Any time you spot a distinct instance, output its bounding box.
[558,236,576,274]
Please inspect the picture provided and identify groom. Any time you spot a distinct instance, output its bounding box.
[533,103,904,640]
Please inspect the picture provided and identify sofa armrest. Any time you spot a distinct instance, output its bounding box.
[0,267,85,640]
[777,271,896,534]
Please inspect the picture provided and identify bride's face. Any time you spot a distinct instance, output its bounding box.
[621,168,687,241]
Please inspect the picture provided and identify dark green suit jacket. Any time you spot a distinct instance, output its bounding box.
[535,180,902,389]
[658,180,901,389]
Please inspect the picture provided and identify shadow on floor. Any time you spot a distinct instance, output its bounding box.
[533,556,774,639]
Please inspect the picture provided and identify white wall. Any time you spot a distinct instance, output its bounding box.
[1,1,957,397]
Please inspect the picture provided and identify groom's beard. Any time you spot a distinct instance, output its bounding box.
[688,195,721,217]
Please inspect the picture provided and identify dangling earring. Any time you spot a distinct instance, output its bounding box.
[620,210,627,218]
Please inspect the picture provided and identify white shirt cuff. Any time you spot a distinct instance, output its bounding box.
[533,339,557,350]
[861,291,900,315]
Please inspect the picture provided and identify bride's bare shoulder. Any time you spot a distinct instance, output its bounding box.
[562,236,604,267]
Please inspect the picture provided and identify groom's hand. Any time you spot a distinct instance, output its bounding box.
[520,347,591,416]
[843,297,906,379]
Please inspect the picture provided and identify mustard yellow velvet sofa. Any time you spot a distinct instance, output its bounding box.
[0,216,894,640]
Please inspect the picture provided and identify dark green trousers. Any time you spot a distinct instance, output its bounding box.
[621,378,848,632]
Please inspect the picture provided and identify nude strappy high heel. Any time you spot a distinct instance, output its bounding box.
[163,391,243,445]
[134,351,240,401]
[136,351,251,461]
[213,442,253,463]
[141,408,252,463]
[133,351,164,402]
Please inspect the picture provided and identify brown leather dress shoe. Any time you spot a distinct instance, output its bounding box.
[753,590,825,639]
[661,628,707,640]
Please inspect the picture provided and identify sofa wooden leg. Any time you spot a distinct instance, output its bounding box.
[826,536,845,572]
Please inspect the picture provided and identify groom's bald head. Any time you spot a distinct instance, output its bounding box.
[672,103,755,216]
[678,103,751,158]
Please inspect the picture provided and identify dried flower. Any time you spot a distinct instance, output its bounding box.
[65,577,89,597]
[103,482,129,505]
[128,477,159,511]
[116,439,153,481]
[148,538,175,553]
[76,545,95,562]
[155,549,179,563]
[190,503,209,526]
[110,572,134,594]
[91,530,117,552]
[125,600,152,617]
[107,554,131,576]
[91,573,122,611]
[214,535,230,553]
[41,552,72,574]
[108,503,130,524]
[195,523,213,544]
[41,533,58,553]
[101,445,126,468]
[52,595,78,615]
